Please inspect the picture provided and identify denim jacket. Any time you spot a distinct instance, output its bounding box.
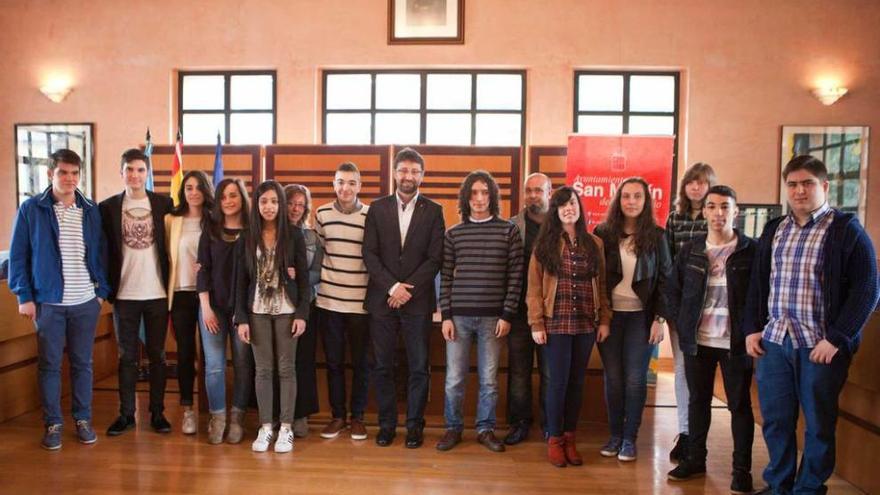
[9,187,109,304]
[666,232,755,360]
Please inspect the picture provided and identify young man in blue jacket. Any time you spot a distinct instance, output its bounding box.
[9,149,110,450]
[665,185,756,494]
[743,155,879,494]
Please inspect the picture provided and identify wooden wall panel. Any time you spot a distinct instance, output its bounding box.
[265,145,390,206]
[148,145,262,193]
[528,145,567,188]
[394,146,522,230]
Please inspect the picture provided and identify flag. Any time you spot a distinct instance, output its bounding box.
[212,131,223,187]
[144,127,154,191]
[170,130,184,207]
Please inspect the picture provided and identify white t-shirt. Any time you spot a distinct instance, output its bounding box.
[696,238,737,349]
[175,217,201,291]
[116,195,166,300]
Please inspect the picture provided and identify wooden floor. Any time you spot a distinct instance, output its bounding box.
[0,372,863,495]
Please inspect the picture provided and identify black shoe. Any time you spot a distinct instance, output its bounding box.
[669,433,689,463]
[667,460,707,481]
[504,423,530,445]
[150,413,172,433]
[375,427,396,447]
[107,415,136,436]
[730,470,754,494]
[405,427,424,449]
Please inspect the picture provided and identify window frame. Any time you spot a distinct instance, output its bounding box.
[177,69,278,145]
[322,69,527,146]
[573,69,681,180]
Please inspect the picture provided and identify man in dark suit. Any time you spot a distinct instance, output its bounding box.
[363,147,445,448]
[99,148,174,436]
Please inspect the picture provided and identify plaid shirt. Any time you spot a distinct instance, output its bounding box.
[546,237,596,335]
[764,203,834,348]
[665,210,708,260]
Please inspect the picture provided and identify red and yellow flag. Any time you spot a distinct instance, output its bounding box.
[170,130,184,207]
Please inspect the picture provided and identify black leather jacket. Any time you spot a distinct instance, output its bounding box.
[667,232,755,360]
[594,224,672,320]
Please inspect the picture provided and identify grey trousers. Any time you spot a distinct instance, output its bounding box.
[250,313,298,424]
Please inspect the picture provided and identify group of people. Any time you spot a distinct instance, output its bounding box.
[9,145,877,494]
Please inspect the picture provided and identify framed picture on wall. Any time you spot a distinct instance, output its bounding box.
[780,125,869,223]
[14,123,95,207]
[388,0,464,44]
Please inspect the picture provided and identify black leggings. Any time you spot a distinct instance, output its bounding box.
[171,291,200,406]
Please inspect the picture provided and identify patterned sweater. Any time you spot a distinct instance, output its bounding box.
[439,216,523,322]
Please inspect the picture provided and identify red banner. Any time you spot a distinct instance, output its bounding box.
[566,134,675,228]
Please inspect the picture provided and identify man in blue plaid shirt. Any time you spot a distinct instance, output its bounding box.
[743,155,878,494]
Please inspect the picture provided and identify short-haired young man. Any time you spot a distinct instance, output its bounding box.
[363,148,445,448]
[666,185,756,493]
[314,162,372,441]
[100,148,174,436]
[10,149,110,450]
[437,170,523,453]
[743,156,879,494]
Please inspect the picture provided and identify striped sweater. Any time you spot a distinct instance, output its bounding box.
[440,217,524,322]
[315,201,370,314]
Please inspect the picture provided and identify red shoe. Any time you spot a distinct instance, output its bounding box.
[547,436,567,468]
[562,431,583,466]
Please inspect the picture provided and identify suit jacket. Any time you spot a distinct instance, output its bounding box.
[362,193,445,315]
[99,190,173,303]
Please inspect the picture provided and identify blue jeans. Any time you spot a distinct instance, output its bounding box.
[757,335,850,494]
[597,310,654,441]
[200,308,254,414]
[444,316,502,433]
[544,331,596,437]
[35,298,102,426]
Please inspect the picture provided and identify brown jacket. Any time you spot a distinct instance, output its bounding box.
[526,232,612,328]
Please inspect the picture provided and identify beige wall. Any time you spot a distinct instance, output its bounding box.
[1,0,879,245]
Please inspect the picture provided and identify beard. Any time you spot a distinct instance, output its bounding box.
[398,180,417,194]
[526,202,548,215]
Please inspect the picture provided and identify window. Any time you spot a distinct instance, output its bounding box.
[574,71,678,135]
[323,70,525,146]
[178,70,276,145]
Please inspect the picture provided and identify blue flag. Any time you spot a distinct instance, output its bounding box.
[212,132,223,187]
[144,127,155,191]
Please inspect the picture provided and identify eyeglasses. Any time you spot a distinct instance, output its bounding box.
[395,168,423,177]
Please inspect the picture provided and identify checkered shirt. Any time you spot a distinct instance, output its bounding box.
[764,203,834,348]
[546,237,596,335]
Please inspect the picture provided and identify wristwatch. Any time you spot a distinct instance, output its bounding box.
[654,316,666,324]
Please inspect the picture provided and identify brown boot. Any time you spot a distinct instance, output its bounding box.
[562,431,583,466]
[547,436,567,468]
[226,407,245,444]
[207,412,226,445]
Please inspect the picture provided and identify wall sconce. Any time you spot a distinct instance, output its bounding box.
[812,86,847,106]
[39,80,73,103]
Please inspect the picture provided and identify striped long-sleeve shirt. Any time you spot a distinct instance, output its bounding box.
[439,216,523,322]
[314,201,369,315]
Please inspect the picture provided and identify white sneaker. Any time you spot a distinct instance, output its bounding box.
[274,426,294,453]
[251,425,275,452]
